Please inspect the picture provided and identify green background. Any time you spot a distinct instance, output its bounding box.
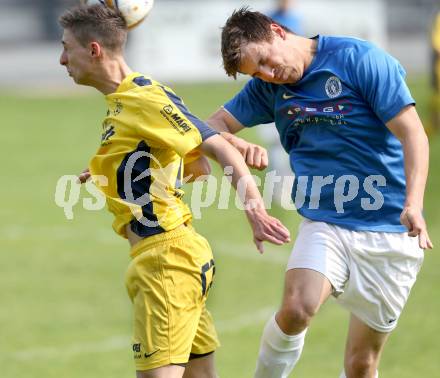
[0,77,438,377]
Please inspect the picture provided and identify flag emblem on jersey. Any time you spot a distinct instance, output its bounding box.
[325,76,342,98]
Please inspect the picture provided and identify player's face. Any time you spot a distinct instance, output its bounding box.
[60,29,93,85]
[238,37,303,84]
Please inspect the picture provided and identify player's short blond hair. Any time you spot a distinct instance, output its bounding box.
[59,4,127,53]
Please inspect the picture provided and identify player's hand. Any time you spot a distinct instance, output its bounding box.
[246,208,291,253]
[400,206,433,249]
[77,168,91,184]
[221,132,268,170]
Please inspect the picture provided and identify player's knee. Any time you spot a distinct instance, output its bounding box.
[345,352,378,377]
[279,299,316,331]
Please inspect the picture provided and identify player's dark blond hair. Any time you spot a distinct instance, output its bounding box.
[221,7,292,79]
[59,5,128,52]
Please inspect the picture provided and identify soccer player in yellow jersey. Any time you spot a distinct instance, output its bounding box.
[59,5,290,378]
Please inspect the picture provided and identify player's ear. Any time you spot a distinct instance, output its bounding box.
[89,41,102,58]
[270,23,286,39]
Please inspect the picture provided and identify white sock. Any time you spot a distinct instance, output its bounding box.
[254,313,307,378]
[339,370,379,377]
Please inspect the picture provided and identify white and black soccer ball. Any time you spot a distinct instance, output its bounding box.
[80,0,154,29]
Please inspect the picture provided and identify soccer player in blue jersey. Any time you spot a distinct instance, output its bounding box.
[207,8,433,378]
[58,5,290,378]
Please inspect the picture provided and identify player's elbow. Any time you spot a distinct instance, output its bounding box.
[196,158,212,176]
[184,156,212,182]
[207,110,231,133]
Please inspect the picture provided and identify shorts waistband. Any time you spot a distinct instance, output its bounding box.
[129,224,194,259]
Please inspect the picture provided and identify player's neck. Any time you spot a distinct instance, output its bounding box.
[287,34,318,72]
[92,57,133,95]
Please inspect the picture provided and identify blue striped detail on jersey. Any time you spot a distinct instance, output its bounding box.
[133,76,152,87]
[116,141,165,237]
[162,88,218,141]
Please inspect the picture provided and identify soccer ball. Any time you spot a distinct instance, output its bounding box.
[80,0,154,29]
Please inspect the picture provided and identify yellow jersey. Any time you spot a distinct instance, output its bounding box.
[89,73,217,238]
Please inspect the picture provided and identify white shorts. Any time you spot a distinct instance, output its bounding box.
[287,219,424,332]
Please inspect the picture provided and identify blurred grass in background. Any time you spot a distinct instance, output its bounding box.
[0,76,438,378]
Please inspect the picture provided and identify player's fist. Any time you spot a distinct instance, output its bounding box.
[77,168,91,184]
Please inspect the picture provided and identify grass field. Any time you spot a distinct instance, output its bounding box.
[0,77,439,378]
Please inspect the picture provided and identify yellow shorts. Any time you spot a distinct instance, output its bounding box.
[125,225,220,371]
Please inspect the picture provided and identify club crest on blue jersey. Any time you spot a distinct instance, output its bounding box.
[325,76,342,98]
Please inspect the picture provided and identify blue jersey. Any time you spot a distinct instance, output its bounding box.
[224,36,414,232]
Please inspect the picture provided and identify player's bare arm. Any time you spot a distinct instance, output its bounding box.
[207,108,269,170]
[183,152,211,183]
[386,105,433,249]
[200,133,290,253]
[78,151,211,185]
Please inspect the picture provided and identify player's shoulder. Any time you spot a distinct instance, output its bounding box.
[133,75,167,96]
[243,77,277,97]
[320,35,393,73]
[320,35,379,57]
[111,73,178,106]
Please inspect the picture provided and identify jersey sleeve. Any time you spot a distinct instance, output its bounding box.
[353,46,415,124]
[136,85,218,157]
[223,78,275,127]
[183,148,202,164]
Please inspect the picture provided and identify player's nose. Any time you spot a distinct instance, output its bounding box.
[60,51,67,66]
[260,66,275,82]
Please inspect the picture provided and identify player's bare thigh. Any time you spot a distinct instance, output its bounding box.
[136,364,185,378]
[277,268,333,334]
[183,352,217,378]
[136,353,217,378]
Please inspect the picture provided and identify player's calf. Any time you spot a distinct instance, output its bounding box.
[343,315,388,378]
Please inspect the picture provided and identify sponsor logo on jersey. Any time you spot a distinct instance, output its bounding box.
[160,105,192,134]
[163,104,173,115]
[101,122,115,144]
[325,76,342,98]
[284,100,352,127]
[282,92,296,100]
[144,349,160,358]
